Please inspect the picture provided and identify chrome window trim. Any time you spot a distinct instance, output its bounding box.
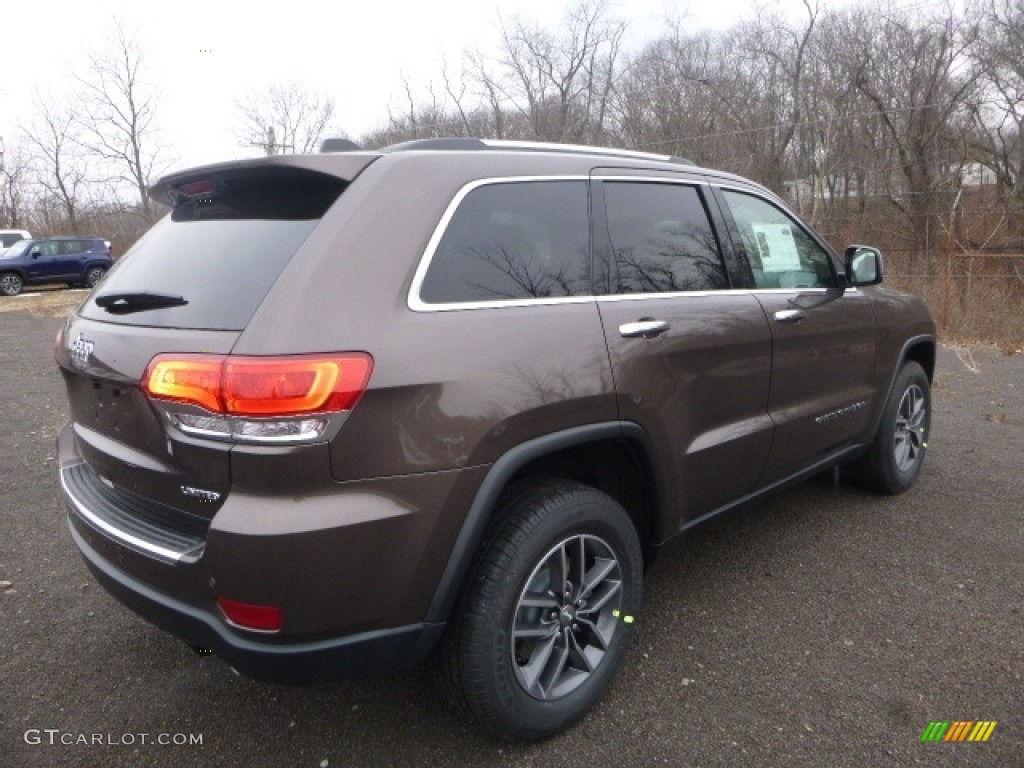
[409,286,862,313]
[407,176,858,313]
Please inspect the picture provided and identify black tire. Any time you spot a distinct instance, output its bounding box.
[85,267,106,287]
[852,361,931,493]
[440,479,643,741]
[0,272,24,296]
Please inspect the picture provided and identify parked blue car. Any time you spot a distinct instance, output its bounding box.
[0,236,113,296]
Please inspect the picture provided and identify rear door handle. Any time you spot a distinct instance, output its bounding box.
[774,309,805,323]
[619,320,670,339]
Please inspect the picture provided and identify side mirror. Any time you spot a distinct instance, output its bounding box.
[30,249,42,260]
[844,245,884,287]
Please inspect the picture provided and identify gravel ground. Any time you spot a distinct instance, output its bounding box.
[0,295,1021,768]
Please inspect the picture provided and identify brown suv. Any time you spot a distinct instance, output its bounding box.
[55,139,934,740]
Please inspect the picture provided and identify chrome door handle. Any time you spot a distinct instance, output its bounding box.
[774,309,805,323]
[619,320,670,339]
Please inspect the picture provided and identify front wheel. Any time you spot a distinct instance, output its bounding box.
[440,480,643,740]
[853,361,931,493]
[0,272,24,296]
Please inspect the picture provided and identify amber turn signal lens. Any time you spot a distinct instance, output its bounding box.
[143,356,224,413]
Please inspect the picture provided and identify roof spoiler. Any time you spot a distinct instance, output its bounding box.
[320,138,363,153]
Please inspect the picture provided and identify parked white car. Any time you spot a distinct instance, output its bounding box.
[0,229,32,255]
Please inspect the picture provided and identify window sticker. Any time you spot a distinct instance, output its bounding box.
[751,223,802,271]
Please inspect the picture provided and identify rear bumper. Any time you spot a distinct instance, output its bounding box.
[69,520,444,683]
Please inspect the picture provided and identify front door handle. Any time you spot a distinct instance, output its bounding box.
[774,309,805,323]
[619,319,670,339]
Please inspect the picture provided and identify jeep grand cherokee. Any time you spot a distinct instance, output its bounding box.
[56,138,935,740]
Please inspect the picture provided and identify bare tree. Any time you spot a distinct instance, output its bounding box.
[969,0,1024,241]
[21,97,89,233]
[841,8,980,267]
[237,81,338,155]
[0,141,31,230]
[75,20,167,224]
[486,0,626,143]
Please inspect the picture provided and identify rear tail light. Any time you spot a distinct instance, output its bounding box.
[143,353,373,443]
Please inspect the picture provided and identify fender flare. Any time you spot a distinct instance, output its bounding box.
[867,334,935,439]
[423,420,660,624]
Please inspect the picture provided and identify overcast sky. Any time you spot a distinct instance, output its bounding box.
[2,0,849,176]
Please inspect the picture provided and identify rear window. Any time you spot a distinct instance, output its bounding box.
[80,169,346,330]
[419,180,591,304]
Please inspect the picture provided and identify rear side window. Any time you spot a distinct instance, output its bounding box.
[419,180,590,304]
[603,182,727,294]
[80,169,346,330]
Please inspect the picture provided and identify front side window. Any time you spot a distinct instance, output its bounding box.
[603,182,727,294]
[419,180,591,304]
[721,190,836,289]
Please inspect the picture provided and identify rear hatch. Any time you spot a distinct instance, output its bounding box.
[57,156,376,547]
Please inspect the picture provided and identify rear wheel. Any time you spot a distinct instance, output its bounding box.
[85,266,107,287]
[440,479,643,740]
[0,272,24,296]
[853,361,930,493]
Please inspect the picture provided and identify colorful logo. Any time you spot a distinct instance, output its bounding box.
[920,721,997,742]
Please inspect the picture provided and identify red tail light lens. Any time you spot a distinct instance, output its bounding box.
[224,356,371,415]
[143,353,373,417]
[216,597,283,632]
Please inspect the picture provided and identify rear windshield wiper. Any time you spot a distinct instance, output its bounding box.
[94,291,189,314]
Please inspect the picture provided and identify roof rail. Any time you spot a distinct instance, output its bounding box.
[379,137,695,166]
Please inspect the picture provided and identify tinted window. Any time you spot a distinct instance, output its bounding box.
[721,190,836,289]
[420,181,590,303]
[80,170,346,330]
[58,240,85,255]
[604,182,727,293]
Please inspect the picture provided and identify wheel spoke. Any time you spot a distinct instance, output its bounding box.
[513,622,558,640]
[579,578,622,615]
[566,628,594,673]
[538,633,571,695]
[518,633,560,697]
[518,594,560,609]
[581,556,617,597]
